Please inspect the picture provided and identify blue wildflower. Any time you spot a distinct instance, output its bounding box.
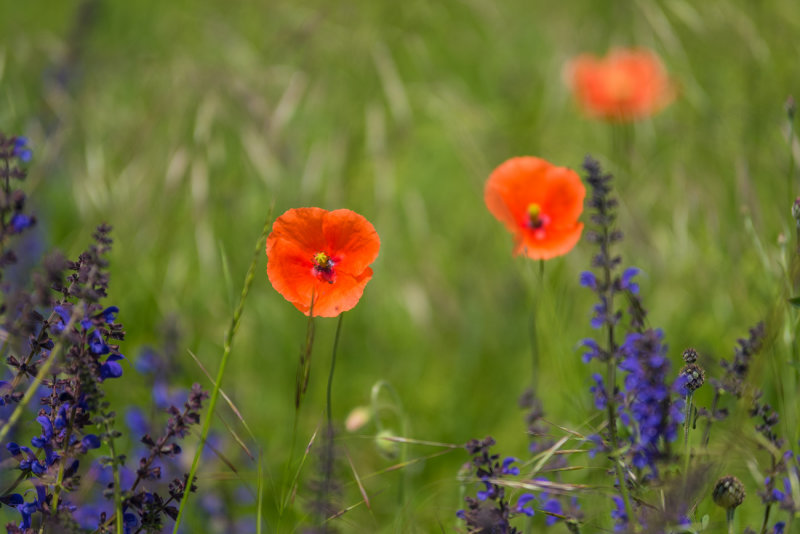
[619,267,640,294]
[580,338,602,363]
[7,442,21,457]
[515,493,535,516]
[13,136,32,163]
[589,373,607,409]
[501,457,520,476]
[88,329,110,355]
[81,434,102,453]
[476,479,494,501]
[579,271,597,289]
[610,495,628,532]
[10,213,34,233]
[126,407,150,436]
[540,495,563,526]
[17,499,38,529]
[96,305,120,324]
[0,494,23,507]
[100,354,125,380]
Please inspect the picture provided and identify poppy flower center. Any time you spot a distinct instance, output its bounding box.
[605,69,634,103]
[312,251,336,284]
[526,203,551,240]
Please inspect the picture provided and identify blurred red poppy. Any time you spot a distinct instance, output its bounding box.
[267,207,380,317]
[566,48,676,121]
[485,157,585,260]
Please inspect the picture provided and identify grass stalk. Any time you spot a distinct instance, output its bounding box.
[172,214,272,533]
[257,448,264,534]
[787,97,796,203]
[103,416,125,534]
[0,312,78,445]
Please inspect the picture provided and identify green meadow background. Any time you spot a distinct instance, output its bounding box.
[2,0,800,531]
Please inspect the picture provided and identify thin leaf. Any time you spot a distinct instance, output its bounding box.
[187,349,257,444]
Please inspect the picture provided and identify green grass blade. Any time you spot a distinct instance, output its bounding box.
[257,448,264,534]
[172,212,272,533]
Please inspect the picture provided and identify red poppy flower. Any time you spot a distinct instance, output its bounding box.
[566,48,676,121]
[485,157,585,260]
[266,207,380,317]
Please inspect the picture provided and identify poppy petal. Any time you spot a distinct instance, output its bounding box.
[485,157,551,231]
[305,268,374,317]
[542,166,586,223]
[266,207,327,258]
[323,209,380,276]
[515,222,584,260]
[267,238,317,309]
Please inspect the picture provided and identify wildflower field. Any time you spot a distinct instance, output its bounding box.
[2,0,800,532]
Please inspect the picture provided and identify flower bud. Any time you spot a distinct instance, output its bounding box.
[713,475,745,510]
[682,348,698,363]
[344,406,371,432]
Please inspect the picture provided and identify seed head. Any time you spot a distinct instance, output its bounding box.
[680,363,705,392]
[682,348,698,363]
[712,475,745,510]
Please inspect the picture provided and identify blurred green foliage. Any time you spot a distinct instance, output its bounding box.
[1,0,800,531]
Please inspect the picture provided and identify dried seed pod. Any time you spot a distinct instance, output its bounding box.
[713,475,745,510]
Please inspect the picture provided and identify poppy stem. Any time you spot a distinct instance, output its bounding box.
[327,314,344,433]
[296,293,317,410]
[786,97,796,204]
[529,260,546,391]
[320,313,344,529]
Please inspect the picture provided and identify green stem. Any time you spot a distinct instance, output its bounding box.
[326,314,343,432]
[727,507,735,534]
[0,313,78,446]
[702,391,720,447]
[529,260,545,390]
[683,392,693,474]
[606,356,634,530]
[103,417,124,534]
[599,245,636,531]
[787,99,796,203]
[320,314,344,528]
[280,306,315,518]
[759,503,771,534]
[172,215,271,533]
